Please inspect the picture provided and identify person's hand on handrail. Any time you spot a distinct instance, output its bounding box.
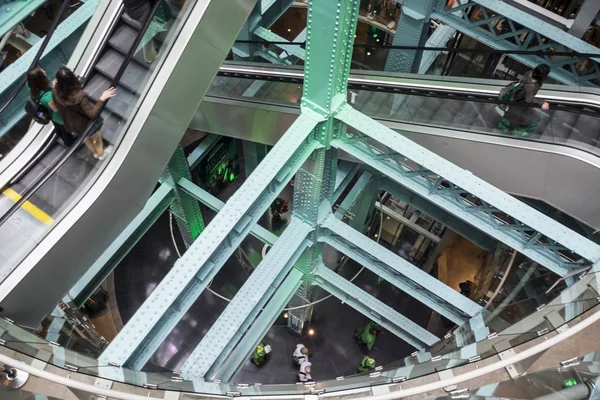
[99,87,116,102]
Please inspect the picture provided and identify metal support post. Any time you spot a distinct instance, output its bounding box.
[242,140,269,177]
[384,0,436,72]
[164,145,205,247]
[286,0,360,332]
[569,0,600,38]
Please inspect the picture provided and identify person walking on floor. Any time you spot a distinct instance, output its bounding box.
[356,356,376,373]
[27,67,75,147]
[354,321,381,351]
[52,66,116,160]
[297,361,312,382]
[498,64,551,137]
[293,343,309,365]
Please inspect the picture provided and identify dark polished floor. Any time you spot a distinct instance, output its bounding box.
[112,175,433,383]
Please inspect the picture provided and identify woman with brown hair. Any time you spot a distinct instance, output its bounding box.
[52,66,116,160]
[27,66,74,146]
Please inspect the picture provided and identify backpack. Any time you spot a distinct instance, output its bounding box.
[498,81,526,110]
[25,93,51,125]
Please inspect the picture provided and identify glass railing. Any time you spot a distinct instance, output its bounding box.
[206,62,600,156]
[0,1,195,281]
[0,284,597,398]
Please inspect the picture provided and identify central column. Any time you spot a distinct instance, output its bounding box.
[287,0,359,333]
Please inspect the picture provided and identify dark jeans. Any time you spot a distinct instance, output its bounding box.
[54,122,75,147]
[125,1,151,24]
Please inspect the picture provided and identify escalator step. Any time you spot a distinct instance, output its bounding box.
[84,74,139,121]
[94,49,149,94]
[108,24,138,56]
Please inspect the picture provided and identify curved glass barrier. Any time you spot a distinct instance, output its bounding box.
[206,64,600,156]
[0,280,597,397]
[0,1,195,281]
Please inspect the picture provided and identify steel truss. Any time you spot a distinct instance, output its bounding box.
[100,0,600,382]
[432,0,600,86]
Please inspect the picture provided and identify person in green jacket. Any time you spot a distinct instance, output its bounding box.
[252,342,271,366]
[356,356,376,373]
[27,67,74,146]
[354,321,381,351]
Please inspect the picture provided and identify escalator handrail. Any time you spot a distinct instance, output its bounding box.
[216,63,600,117]
[0,0,164,227]
[0,0,72,117]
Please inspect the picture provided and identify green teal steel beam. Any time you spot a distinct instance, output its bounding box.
[334,171,372,219]
[319,212,481,325]
[333,161,360,201]
[313,263,440,349]
[66,135,218,308]
[384,0,436,72]
[253,26,306,60]
[431,9,584,86]
[468,0,600,59]
[0,0,99,137]
[178,177,278,246]
[187,134,220,170]
[99,115,319,370]
[0,0,47,39]
[286,0,360,330]
[242,140,269,176]
[164,145,205,247]
[380,177,497,252]
[65,185,175,307]
[181,220,312,380]
[333,104,600,276]
[215,268,303,382]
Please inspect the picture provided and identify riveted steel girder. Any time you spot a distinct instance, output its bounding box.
[313,263,440,349]
[214,268,304,382]
[385,0,436,73]
[181,220,312,380]
[99,115,319,369]
[432,0,600,86]
[333,103,600,276]
[320,212,481,325]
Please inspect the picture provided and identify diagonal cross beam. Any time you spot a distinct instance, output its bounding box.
[320,213,481,325]
[313,263,440,349]
[333,104,600,276]
[181,220,312,380]
[99,115,319,369]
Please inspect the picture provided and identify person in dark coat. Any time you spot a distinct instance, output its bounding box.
[122,0,159,63]
[52,66,116,160]
[498,65,551,137]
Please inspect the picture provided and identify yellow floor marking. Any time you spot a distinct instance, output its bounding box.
[2,188,54,226]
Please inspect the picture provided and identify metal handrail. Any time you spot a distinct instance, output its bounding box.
[0,0,163,226]
[0,307,598,400]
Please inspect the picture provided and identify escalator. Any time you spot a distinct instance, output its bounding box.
[0,4,158,281]
[0,0,257,326]
[193,63,600,230]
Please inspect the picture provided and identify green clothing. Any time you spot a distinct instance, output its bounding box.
[354,322,381,351]
[40,91,64,125]
[357,356,376,373]
[252,342,267,366]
